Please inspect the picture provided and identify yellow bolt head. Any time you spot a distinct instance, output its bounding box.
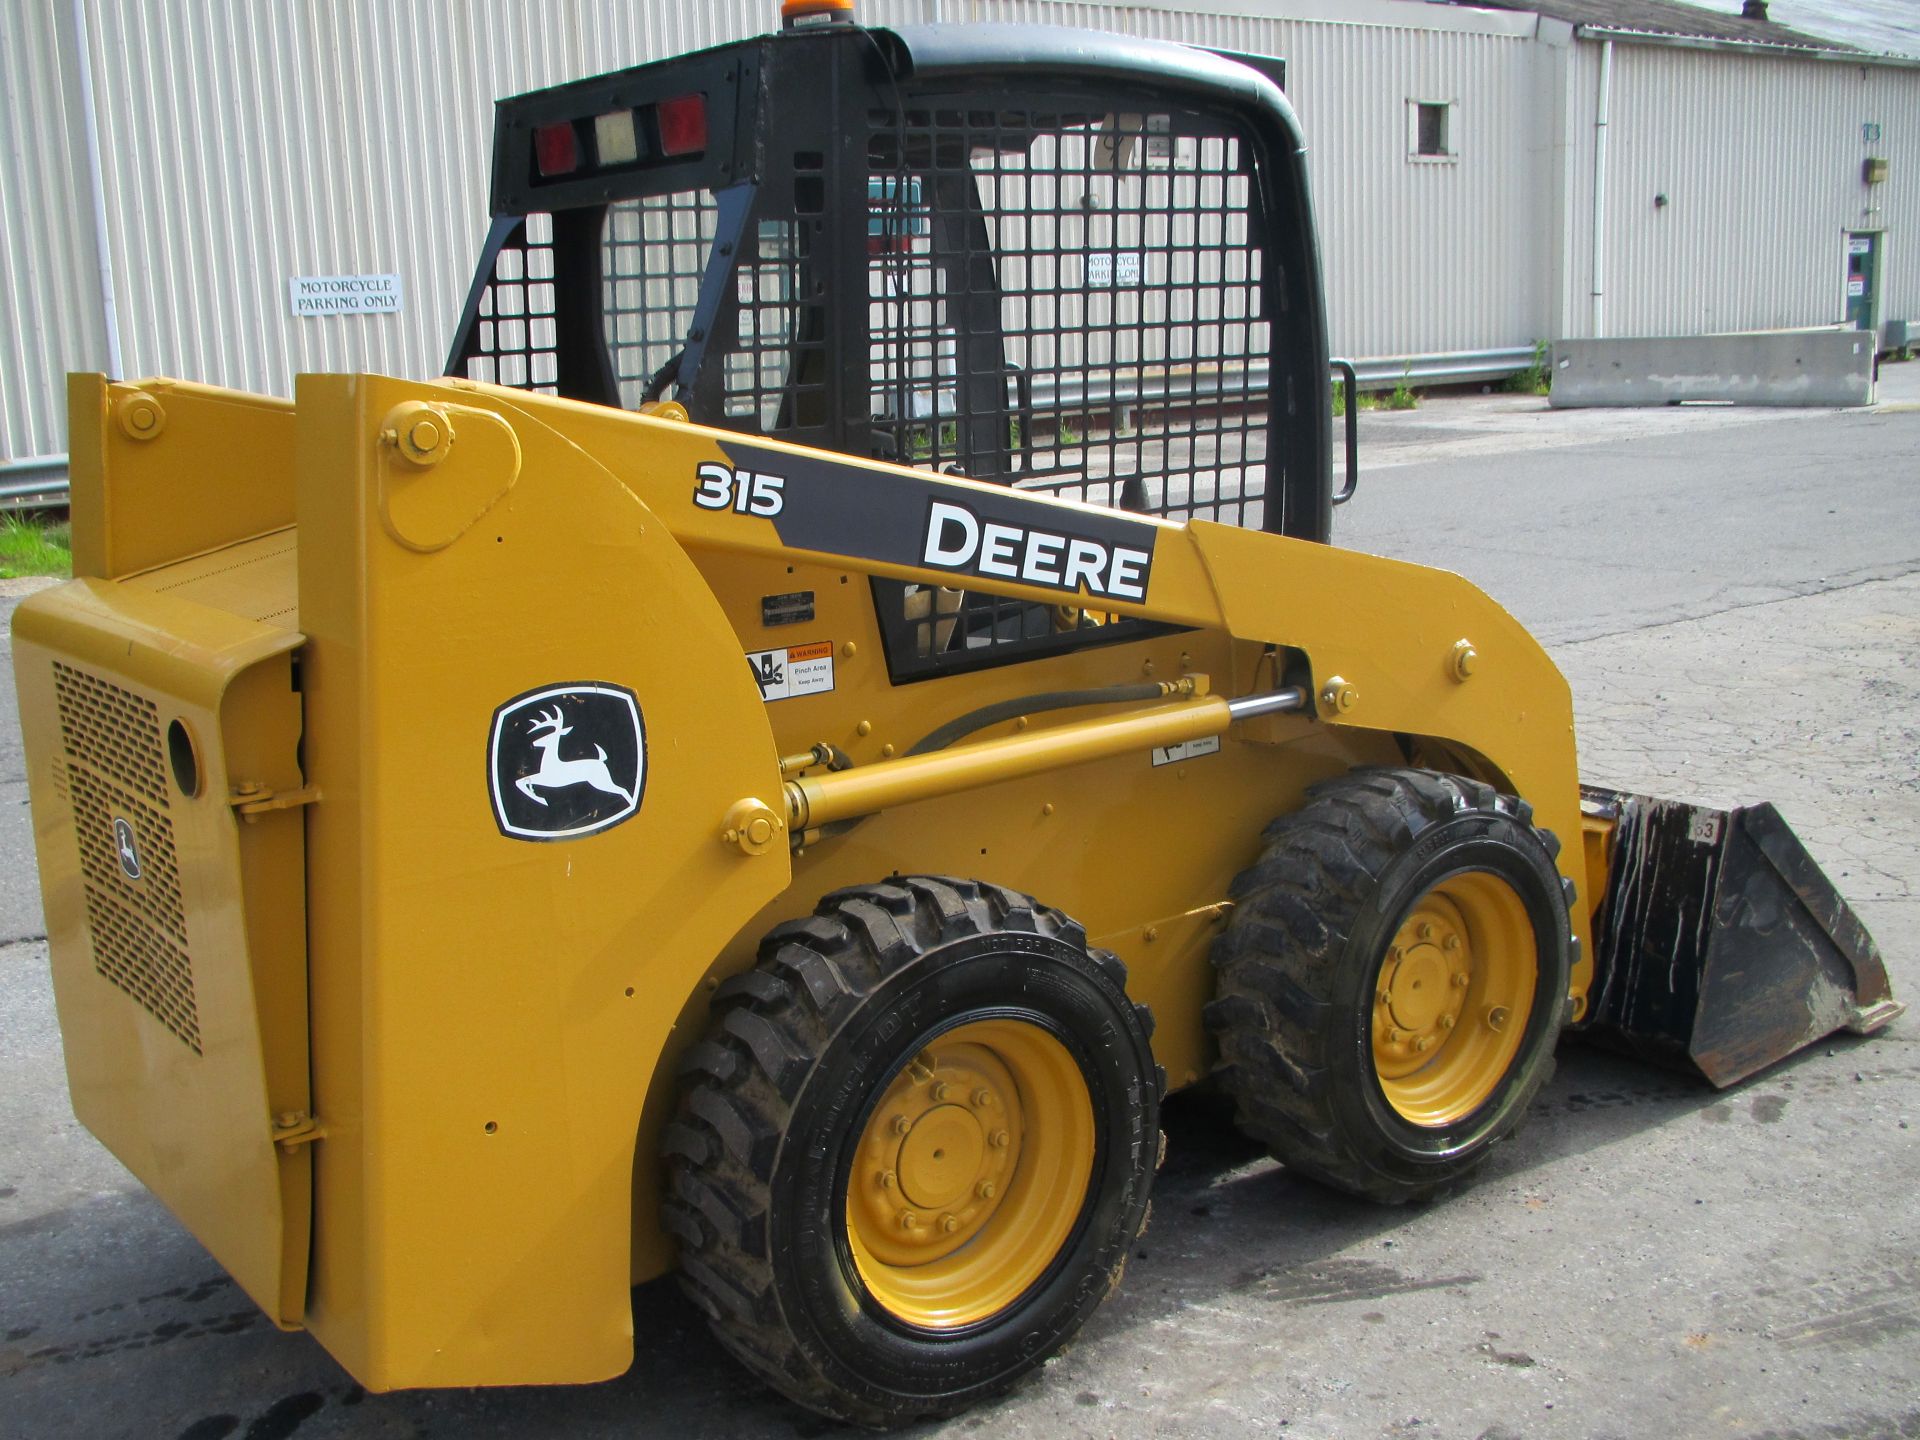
[941,1214,960,1234]
[893,1115,913,1137]
[1414,1035,1434,1053]
[1385,1028,1402,1044]
[385,400,451,466]
[972,1088,993,1108]
[1320,675,1358,714]
[879,1170,896,1189]
[115,391,168,441]
[1440,1014,1456,1030]
[1451,638,1478,683]
[990,1129,1011,1149]
[976,1181,996,1200]
[722,799,785,856]
[1487,1006,1511,1032]
[1453,972,1469,988]
[930,1081,951,1102]
[900,1212,919,1231]
[1417,922,1435,941]
[1445,934,1463,952]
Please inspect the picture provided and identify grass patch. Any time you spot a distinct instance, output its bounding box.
[0,513,72,579]
[1505,341,1553,395]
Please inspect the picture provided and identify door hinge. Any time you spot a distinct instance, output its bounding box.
[271,1111,327,1152]
[230,782,322,820]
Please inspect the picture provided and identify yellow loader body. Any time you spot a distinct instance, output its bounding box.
[16,372,1589,1386]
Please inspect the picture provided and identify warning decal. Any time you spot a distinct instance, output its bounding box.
[747,641,836,702]
[1151,735,1221,767]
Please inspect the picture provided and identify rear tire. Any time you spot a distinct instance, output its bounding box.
[1206,768,1572,1203]
[662,877,1160,1426]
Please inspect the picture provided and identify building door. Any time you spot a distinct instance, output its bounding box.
[1845,232,1881,333]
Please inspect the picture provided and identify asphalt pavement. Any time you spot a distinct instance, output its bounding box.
[3,370,1918,1440]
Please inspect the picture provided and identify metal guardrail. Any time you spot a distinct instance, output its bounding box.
[1010,346,1539,419]
[1,458,70,513]
[0,347,1536,515]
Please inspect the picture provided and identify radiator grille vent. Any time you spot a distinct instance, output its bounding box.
[69,768,188,943]
[54,663,170,805]
[83,888,201,1053]
[52,663,199,1053]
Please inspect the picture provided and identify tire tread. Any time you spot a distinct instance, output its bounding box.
[1208,768,1568,1204]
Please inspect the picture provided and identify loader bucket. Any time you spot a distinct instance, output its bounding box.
[1581,787,1902,1088]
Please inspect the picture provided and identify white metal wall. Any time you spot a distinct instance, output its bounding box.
[1559,39,1920,340]
[7,1,1920,465]
[2,0,1548,461]
[0,1,111,462]
[953,2,1552,357]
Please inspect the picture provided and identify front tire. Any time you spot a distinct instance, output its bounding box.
[1207,768,1572,1203]
[662,877,1159,1426]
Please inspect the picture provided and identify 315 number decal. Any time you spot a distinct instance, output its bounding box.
[693,462,785,517]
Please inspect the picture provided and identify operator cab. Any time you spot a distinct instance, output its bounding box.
[446,12,1333,673]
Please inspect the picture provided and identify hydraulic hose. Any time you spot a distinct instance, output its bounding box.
[906,682,1175,757]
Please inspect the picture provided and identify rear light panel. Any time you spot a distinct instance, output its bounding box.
[656,94,708,157]
[529,94,707,184]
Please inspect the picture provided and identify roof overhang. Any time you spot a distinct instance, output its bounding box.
[1572,23,1920,69]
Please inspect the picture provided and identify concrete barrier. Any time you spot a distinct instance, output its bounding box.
[1550,330,1876,408]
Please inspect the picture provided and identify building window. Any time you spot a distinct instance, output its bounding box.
[1409,100,1455,161]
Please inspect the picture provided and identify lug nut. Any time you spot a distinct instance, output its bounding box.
[1440,1015,1456,1030]
[941,1214,961,1234]
[976,1181,996,1200]
[972,1088,993,1108]
[878,1170,897,1189]
[893,1115,912,1137]
[1417,922,1434,941]
[900,1212,919,1231]
[1414,1035,1434,1053]
[990,1130,1011,1149]
[930,1082,951,1101]
[1444,934,1462,952]
[1452,972,1469,988]
[1385,1028,1402,1044]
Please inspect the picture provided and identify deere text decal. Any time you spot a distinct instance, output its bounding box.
[722,440,1159,606]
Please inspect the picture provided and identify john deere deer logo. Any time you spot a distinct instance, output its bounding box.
[516,705,637,808]
[489,683,646,841]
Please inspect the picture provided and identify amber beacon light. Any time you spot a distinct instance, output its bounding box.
[783,0,856,26]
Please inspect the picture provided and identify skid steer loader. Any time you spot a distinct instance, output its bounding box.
[12,1,1901,1425]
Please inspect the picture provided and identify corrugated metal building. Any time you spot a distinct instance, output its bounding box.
[3,0,1916,471]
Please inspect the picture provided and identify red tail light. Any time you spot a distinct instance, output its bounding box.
[657,94,708,157]
[534,122,579,177]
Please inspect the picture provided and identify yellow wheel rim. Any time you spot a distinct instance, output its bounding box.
[1371,871,1537,1127]
[846,1018,1095,1329]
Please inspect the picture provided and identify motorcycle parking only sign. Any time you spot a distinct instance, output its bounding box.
[288,273,403,316]
[488,682,646,841]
